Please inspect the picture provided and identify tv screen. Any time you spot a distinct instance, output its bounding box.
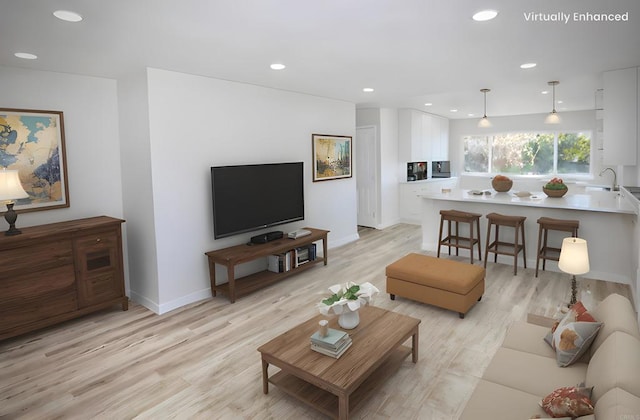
[211,162,304,239]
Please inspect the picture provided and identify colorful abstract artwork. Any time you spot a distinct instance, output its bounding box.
[312,134,352,182]
[0,108,69,213]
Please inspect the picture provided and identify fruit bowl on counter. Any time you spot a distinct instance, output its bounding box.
[543,177,568,197]
[491,175,513,192]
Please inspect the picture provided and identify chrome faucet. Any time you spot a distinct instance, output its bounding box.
[599,167,619,191]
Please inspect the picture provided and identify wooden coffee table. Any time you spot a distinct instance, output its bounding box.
[258,306,420,419]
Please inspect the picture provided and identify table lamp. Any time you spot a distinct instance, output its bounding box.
[0,168,29,236]
[558,237,590,306]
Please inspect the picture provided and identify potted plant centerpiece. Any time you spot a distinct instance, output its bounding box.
[318,282,379,329]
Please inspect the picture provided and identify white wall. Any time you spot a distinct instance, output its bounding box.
[379,108,400,228]
[145,68,358,313]
[0,66,124,227]
[117,71,160,308]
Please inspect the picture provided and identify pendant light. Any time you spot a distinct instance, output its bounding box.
[478,88,492,128]
[545,81,561,124]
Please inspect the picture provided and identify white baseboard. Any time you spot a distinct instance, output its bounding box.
[129,288,212,315]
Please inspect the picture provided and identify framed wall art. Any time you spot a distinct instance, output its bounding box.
[0,108,70,213]
[312,134,352,182]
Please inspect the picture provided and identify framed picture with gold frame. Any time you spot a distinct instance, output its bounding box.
[312,134,352,182]
[0,108,70,213]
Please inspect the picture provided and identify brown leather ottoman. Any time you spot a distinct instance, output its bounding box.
[385,253,485,318]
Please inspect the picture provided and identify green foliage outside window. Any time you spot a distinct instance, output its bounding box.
[463,131,590,176]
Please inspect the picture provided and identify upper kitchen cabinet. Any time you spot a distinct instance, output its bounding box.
[398,109,449,162]
[427,113,449,161]
[603,67,638,165]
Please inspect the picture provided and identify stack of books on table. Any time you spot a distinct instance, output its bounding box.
[310,328,352,358]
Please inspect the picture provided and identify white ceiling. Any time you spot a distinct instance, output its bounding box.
[1,0,639,119]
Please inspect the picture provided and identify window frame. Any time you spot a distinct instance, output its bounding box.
[462,129,593,180]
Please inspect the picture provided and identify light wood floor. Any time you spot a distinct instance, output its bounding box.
[0,223,632,420]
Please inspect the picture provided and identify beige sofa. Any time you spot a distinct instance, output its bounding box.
[460,293,640,419]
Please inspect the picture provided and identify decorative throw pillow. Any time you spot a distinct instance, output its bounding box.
[543,302,602,367]
[544,301,597,348]
[540,385,594,417]
[552,321,602,366]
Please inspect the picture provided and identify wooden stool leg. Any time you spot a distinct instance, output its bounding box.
[521,221,527,269]
[476,218,482,262]
[437,216,444,258]
[513,222,519,275]
[447,220,452,255]
[484,221,492,269]
[469,220,474,264]
[542,228,548,271]
[455,221,460,256]
[536,224,543,277]
[494,225,500,263]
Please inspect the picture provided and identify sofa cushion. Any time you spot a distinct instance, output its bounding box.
[540,385,594,417]
[586,331,640,402]
[593,387,640,419]
[482,347,588,397]
[501,321,556,359]
[546,321,603,367]
[459,379,547,420]
[589,293,640,358]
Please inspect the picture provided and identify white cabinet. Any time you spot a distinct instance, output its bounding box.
[428,114,449,161]
[398,109,449,162]
[398,109,426,161]
[399,178,458,223]
[603,67,638,165]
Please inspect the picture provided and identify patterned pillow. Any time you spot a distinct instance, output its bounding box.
[540,385,594,417]
[543,302,602,367]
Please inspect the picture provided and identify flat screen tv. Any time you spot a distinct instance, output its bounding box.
[211,162,304,239]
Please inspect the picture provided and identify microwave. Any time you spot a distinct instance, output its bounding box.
[432,161,451,178]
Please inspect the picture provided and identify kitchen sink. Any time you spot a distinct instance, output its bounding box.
[623,186,640,200]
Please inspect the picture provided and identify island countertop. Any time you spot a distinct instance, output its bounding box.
[420,188,637,215]
[419,187,637,285]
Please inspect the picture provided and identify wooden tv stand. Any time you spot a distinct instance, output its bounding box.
[205,227,328,303]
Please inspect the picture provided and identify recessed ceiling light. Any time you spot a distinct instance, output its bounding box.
[472,10,498,21]
[541,90,549,94]
[53,10,83,22]
[468,113,475,117]
[520,63,537,69]
[363,88,374,92]
[557,100,563,104]
[450,109,458,113]
[270,63,286,70]
[424,102,433,106]
[14,52,37,60]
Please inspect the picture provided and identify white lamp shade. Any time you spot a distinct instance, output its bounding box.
[558,237,589,275]
[478,116,492,128]
[0,169,29,201]
[545,111,561,124]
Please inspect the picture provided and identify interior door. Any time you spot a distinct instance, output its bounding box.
[356,126,378,228]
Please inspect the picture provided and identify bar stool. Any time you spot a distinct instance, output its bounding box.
[535,217,579,277]
[437,209,483,264]
[484,213,527,275]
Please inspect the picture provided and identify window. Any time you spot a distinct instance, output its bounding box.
[463,131,591,176]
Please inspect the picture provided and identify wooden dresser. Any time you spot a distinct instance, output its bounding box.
[0,216,128,341]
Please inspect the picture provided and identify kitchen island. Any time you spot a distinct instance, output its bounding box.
[420,188,637,284]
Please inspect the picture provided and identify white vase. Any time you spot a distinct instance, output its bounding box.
[338,309,360,329]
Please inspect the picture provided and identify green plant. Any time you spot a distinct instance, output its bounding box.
[322,284,360,305]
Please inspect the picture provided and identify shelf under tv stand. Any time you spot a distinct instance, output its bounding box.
[205,227,329,303]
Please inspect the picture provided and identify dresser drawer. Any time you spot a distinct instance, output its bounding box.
[0,265,77,331]
[0,241,73,279]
